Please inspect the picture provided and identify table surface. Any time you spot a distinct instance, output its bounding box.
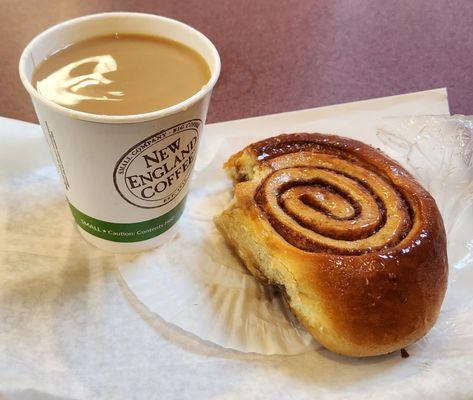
[2,0,472,124]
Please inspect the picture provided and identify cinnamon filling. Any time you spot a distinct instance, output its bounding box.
[255,153,412,255]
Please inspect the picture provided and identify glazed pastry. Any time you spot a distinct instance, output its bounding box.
[215,133,448,357]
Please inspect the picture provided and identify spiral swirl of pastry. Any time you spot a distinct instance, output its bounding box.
[217,132,448,357]
[255,151,412,255]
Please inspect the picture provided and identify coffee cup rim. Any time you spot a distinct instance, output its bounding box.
[19,12,221,124]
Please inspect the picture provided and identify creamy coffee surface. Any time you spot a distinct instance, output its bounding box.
[32,33,210,115]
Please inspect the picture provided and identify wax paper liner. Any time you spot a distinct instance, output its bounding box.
[118,134,318,355]
[118,114,473,356]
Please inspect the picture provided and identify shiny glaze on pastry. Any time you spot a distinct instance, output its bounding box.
[215,133,448,357]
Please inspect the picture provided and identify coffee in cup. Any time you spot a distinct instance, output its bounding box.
[19,13,220,253]
[32,33,211,116]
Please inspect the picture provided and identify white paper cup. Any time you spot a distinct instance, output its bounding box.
[19,12,221,253]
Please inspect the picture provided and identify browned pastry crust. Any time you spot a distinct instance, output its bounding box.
[215,133,448,357]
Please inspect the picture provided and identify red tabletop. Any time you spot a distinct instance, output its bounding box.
[2,0,472,124]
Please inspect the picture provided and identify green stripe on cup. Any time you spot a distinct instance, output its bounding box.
[68,197,186,243]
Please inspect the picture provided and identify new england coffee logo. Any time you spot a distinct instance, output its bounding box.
[113,119,201,209]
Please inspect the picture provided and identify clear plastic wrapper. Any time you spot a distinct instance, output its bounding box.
[377,115,473,234]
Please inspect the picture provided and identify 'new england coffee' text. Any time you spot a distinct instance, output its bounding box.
[125,135,196,200]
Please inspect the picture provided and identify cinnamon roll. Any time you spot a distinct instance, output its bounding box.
[215,133,448,357]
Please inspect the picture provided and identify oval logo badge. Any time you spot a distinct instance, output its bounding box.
[113,119,201,209]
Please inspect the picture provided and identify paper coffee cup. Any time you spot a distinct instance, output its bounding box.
[19,12,221,253]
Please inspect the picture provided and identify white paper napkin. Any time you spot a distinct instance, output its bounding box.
[3,89,473,400]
